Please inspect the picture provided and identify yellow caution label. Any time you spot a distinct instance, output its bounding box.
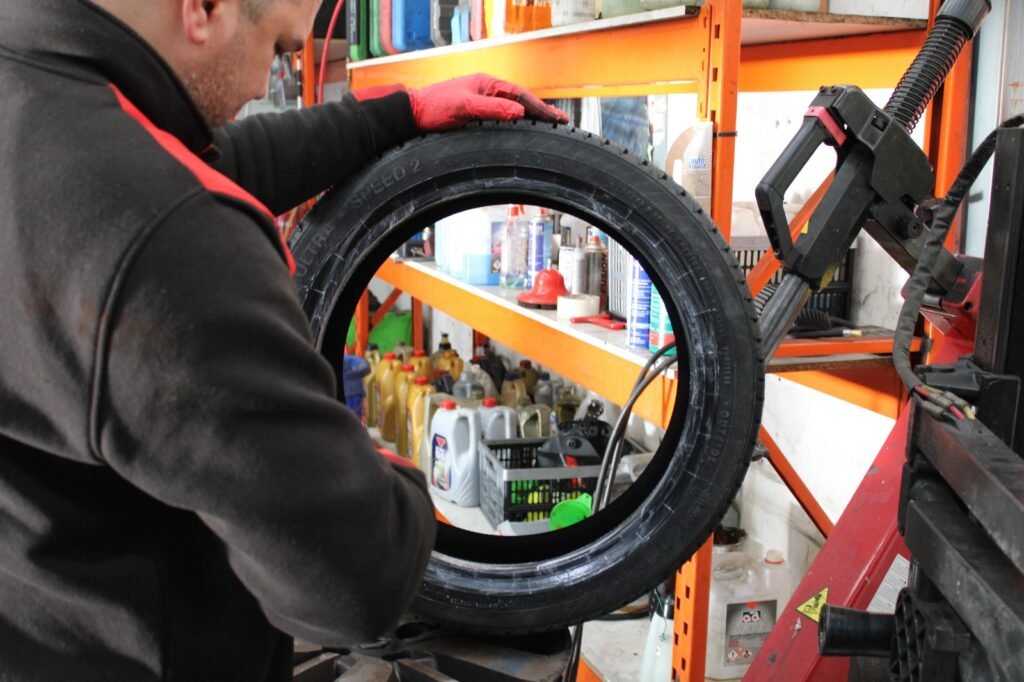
[796,587,829,623]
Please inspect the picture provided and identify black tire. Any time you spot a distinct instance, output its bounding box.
[290,121,764,633]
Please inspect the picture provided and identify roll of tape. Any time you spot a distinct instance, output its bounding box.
[557,294,600,319]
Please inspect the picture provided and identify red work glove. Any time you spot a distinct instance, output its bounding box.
[377,447,416,469]
[408,73,568,131]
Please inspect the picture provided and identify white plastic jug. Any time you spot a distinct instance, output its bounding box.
[478,397,517,440]
[429,400,482,506]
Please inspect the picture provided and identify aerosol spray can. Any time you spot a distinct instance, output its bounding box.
[571,236,587,295]
[626,256,652,348]
[585,229,608,310]
[527,209,550,287]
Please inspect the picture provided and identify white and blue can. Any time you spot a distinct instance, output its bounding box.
[626,257,652,348]
[527,215,547,286]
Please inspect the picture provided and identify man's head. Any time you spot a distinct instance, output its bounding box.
[92,0,322,126]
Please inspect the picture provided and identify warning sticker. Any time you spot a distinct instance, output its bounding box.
[796,587,829,623]
[723,600,777,667]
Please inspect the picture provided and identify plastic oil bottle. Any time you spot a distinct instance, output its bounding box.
[452,370,485,400]
[479,397,517,439]
[517,359,539,397]
[706,528,780,680]
[553,384,581,425]
[533,372,555,407]
[435,349,464,381]
[504,0,550,32]
[500,372,530,407]
[499,205,529,288]
[375,352,402,439]
[363,343,382,426]
[395,363,417,457]
[430,333,454,368]
[410,348,434,380]
[407,376,437,464]
[420,392,454,477]
[429,399,481,506]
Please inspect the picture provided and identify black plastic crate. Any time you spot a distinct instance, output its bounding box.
[478,438,600,529]
[735,246,855,321]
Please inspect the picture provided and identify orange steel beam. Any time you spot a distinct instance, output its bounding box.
[759,426,835,538]
[768,365,907,420]
[376,260,677,427]
[575,659,603,682]
[354,292,370,357]
[925,36,973,249]
[348,12,708,97]
[300,34,316,106]
[412,300,424,351]
[371,288,404,329]
[773,335,922,358]
[702,0,742,240]
[740,30,926,92]
[673,537,713,681]
[745,173,834,297]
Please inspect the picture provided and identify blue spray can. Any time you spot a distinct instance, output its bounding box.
[626,257,652,349]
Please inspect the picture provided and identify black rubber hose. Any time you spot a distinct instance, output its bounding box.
[885,16,970,132]
[893,115,1024,392]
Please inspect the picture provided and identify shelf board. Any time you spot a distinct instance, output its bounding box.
[376,258,679,428]
[348,7,927,95]
[740,9,925,46]
[375,258,912,426]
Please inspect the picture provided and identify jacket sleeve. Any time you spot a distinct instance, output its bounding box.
[207,92,418,215]
[94,193,436,646]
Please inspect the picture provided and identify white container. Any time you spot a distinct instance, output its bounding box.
[429,400,482,506]
[479,397,517,439]
[706,536,781,680]
[763,549,793,612]
[550,0,595,25]
[769,0,820,10]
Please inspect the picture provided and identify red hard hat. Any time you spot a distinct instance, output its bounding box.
[517,269,569,308]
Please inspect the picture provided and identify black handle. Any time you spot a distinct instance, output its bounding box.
[754,117,834,268]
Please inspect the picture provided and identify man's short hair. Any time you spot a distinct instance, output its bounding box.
[242,0,298,20]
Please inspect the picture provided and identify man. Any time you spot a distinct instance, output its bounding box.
[0,0,566,679]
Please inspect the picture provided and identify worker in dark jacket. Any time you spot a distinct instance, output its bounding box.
[0,0,566,679]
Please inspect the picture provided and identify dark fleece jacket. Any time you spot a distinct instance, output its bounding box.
[0,0,435,679]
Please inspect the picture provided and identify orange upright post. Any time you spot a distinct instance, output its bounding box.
[700,0,742,242]
[673,537,713,681]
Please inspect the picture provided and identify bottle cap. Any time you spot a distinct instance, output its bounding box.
[505,372,520,380]
[519,360,532,369]
[367,343,379,350]
[765,549,785,565]
[442,400,457,410]
[415,376,429,385]
[402,364,415,372]
[482,397,498,407]
[383,352,397,360]
[413,349,427,357]
[539,372,551,380]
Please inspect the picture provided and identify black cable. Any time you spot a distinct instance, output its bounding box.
[562,343,678,682]
[892,114,1024,399]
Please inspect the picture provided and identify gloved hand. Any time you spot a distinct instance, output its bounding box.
[408,73,568,131]
[378,447,415,469]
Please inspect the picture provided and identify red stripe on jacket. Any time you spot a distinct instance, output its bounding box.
[109,84,297,276]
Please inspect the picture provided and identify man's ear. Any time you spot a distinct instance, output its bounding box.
[182,0,239,46]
